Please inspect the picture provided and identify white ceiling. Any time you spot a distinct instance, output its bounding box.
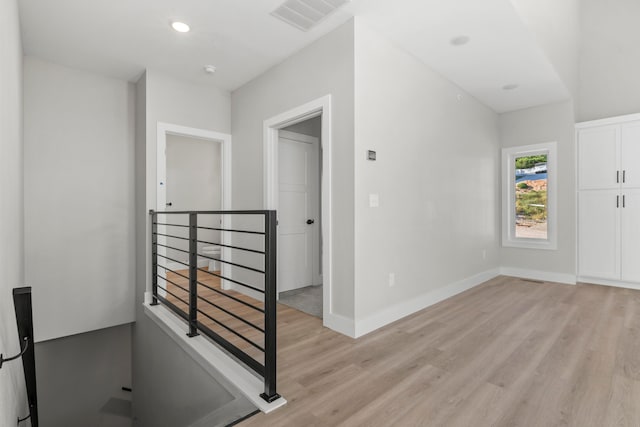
[356,0,570,112]
[18,0,570,113]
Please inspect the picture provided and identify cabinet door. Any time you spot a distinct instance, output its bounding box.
[579,190,620,280]
[621,121,640,188]
[621,189,640,282]
[578,126,620,190]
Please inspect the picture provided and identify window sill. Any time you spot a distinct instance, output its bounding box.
[502,239,557,250]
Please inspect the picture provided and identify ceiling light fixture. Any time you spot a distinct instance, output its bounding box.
[502,84,519,91]
[204,65,217,74]
[450,35,470,46]
[171,21,190,33]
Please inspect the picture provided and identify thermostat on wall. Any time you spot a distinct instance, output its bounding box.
[367,150,376,161]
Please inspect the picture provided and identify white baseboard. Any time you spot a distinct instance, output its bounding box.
[228,284,355,337]
[578,276,640,290]
[323,312,356,338]
[500,267,576,285]
[353,268,501,338]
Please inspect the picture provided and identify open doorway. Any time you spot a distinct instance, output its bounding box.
[165,134,222,271]
[263,95,333,324]
[166,134,222,211]
[277,117,322,318]
[156,123,232,292]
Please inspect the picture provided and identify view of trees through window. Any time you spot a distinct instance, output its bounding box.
[514,154,548,239]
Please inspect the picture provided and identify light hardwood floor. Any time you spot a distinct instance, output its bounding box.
[165,269,267,364]
[228,275,640,427]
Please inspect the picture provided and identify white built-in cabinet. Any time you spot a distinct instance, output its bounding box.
[577,115,640,286]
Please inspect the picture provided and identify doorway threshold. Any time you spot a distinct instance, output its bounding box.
[279,285,322,318]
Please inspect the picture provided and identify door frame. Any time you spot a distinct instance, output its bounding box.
[156,122,232,288]
[263,95,332,322]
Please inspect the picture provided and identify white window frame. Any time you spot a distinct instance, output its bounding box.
[502,142,557,250]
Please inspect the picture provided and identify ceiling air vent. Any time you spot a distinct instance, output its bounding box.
[271,0,349,32]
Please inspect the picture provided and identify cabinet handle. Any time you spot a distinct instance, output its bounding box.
[617,171,620,183]
[623,194,626,208]
[623,170,626,183]
[617,195,620,208]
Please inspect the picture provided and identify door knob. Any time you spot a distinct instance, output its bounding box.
[306,219,315,225]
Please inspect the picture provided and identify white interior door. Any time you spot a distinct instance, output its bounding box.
[621,189,640,282]
[579,190,620,280]
[278,130,320,293]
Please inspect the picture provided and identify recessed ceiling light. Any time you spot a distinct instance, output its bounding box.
[502,84,519,91]
[204,65,217,74]
[171,21,190,33]
[450,35,470,46]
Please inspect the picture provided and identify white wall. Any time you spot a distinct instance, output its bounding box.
[509,0,580,100]
[231,19,355,321]
[133,70,233,422]
[134,71,147,309]
[0,0,29,423]
[132,304,254,427]
[499,100,576,279]
[577,0,640,121]
[353,21,501,335]
[140,70,231,288]
[35,324,132,427]
[24,57,136,342]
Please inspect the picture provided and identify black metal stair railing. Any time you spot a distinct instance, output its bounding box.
[0,287,38,426]
[149,210,280,403]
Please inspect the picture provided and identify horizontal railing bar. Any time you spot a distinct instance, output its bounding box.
[152,210,271,215]
[197,226,265,236]
[157,284,190,307]
[156,253,189,267]
[198,253,265,275]
[157,295,189,321]
[158,274,189,294]
[156,243,190,254]
[156,295,265,377]
[195,279,264,314]
[154,232,190,241]
[197,268,265,294]
[157,265,189,281]
[159,264,265,308]
[196,240,265,255]
[197,309,265,352]
[196,321,265,377]
[150,208,278,387]
[196,294,265,333]
[153,222,189,228]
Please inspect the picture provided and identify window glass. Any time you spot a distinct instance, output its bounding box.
[502,142,556,250]
[514,154,548,239]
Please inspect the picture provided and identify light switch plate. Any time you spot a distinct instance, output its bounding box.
[369,194,379,207]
